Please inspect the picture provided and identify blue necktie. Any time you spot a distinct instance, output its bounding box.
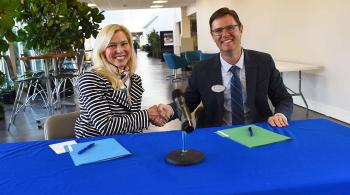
[229,66,244,125]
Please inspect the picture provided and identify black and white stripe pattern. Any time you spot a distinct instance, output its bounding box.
[75,71,149,138]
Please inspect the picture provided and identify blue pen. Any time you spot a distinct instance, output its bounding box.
[248,127,254,137]
[78,143,95,154]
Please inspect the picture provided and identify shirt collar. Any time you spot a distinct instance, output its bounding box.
[220,50,244,72]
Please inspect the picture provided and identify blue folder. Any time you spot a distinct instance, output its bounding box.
[69,138,131,166]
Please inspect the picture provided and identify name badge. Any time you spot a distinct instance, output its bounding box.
[211,85,225,93]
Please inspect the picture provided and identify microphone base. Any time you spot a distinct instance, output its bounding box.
[166,149,205,166]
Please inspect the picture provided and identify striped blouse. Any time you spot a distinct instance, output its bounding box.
[75,71,149,138]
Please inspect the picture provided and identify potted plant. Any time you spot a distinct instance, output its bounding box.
[0,83,15,105]
[0,70,6,120]
[0,0,20,53]
[16,0,105,53]
[0,59,15,105]
[147,29,161,58]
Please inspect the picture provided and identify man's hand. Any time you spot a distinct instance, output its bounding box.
[267,114,289,127]
[157,104,174,121]
[147,105,167,127]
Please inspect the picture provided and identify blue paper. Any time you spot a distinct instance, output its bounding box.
[69,138,131,166]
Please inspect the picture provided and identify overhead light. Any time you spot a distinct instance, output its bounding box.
[88,3,97,7]
[152,0,168,3]
[150,5,164,8]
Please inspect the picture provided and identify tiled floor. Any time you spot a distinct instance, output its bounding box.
[0,51,348,143]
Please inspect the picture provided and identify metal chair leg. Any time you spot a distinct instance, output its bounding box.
[7,79,50,131]
[172,69,182,82]
[8,82,25,131]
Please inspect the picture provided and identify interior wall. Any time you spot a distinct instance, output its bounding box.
[193,0,233,52]
[189,0,350,123]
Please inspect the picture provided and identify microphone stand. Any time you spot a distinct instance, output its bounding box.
[182,131,186,153]
[165,121,205,166]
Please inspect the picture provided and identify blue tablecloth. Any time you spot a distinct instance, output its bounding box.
[1,119,350,194]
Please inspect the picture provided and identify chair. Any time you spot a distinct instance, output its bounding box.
[184,50,202,65]
[51,51,84,107]
[179,52,192,71]
[200,53,217,60]
[163,52,189,82]
[180,52,186,60]
[79,49,93,74]
[44,111,80,140]
[2,55,48,131]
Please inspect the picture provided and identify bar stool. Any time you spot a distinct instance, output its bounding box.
[2,55,49,131]
[50,51,84,108]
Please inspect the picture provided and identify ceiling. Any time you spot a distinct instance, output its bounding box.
[79,0,195,10]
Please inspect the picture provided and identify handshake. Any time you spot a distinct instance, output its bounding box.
[147,104,174,127]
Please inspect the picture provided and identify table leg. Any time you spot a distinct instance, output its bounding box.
[298,71,309,118]
[44,59,54,115]
[281,71,309,118]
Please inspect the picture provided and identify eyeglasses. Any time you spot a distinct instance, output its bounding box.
[211,25,240,36]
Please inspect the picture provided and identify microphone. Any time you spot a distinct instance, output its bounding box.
[172,89,194,133]
[166,89,205,166]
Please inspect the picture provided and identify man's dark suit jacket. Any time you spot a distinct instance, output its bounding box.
[171,49,293,128]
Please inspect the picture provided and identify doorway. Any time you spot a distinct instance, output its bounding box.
[189,13,198,50]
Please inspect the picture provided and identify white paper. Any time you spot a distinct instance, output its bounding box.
[49,140,77,154]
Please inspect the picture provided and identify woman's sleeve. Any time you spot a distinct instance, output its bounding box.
[79,73,149,135]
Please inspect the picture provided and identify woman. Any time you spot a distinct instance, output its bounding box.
[75,24,165,138]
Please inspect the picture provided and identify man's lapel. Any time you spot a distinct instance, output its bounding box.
[210,54,225,116]
[243,49,257,111]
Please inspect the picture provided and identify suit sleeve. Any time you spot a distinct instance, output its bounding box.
[170,65,202,120]
[79,73,149,135]
[267,56,293,119]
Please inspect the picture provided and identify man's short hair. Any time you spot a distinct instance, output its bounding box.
[209,7,242,31]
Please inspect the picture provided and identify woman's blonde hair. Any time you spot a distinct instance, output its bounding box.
[91,24,136,90]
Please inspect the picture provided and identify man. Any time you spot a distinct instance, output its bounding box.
[160,7,293,127]
[133,40,139,54]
